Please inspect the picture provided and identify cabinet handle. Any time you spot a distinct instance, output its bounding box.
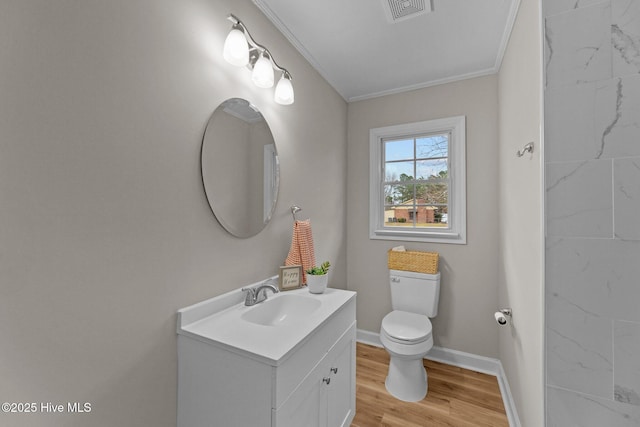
[330,367,338,374]
[323,377,330,385]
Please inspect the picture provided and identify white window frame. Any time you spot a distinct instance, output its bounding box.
[369,116,466,244]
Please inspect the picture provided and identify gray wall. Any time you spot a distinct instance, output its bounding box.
[0,1,347,426]
[497,0,544,424]
[544,0,640,424]
[347,75,501,358]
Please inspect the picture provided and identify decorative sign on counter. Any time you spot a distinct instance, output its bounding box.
[279,265,302,291]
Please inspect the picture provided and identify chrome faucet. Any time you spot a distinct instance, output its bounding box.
[241,282,279,306]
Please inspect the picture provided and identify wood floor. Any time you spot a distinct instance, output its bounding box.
[351,343,509,427]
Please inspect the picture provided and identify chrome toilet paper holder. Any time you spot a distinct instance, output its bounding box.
[494,308,512,325]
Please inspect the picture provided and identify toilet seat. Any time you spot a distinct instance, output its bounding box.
[381,310,432,344]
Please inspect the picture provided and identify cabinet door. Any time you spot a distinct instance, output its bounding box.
[273,359,328,427]
[274,324,356,427]
[326,336,355,427]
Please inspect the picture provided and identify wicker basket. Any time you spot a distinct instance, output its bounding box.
[388,250,439,274]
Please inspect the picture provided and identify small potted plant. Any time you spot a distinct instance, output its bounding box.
[306,261,330,294]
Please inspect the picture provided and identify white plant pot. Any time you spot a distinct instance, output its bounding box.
[306,274,328,294]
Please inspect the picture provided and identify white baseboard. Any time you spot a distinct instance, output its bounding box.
[496,361,521,427]
[356,329,383,347]
[356,329,521,427]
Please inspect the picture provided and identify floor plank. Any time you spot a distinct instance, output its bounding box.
[351,343,509,427]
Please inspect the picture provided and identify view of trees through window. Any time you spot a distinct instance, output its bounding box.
[383,133,449,228]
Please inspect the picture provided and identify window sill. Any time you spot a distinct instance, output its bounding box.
[370,228,466,244]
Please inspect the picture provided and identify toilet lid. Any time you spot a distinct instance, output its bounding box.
[381,311,432,343]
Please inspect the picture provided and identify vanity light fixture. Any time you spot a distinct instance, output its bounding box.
[252,51,274,88]
[274,72,294,105]
[222,23,249,67]
[223,14,294,105]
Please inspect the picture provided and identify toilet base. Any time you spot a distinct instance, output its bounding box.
[384,356,428,402]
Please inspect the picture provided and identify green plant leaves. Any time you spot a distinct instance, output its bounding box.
[306,261,330,275]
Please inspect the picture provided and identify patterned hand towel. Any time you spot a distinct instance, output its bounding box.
[285,219,316,284]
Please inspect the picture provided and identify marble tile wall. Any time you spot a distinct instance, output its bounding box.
[544,0,640,425]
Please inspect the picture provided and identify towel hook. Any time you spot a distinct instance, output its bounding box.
[516,142,534,157]
[291,205,302,221]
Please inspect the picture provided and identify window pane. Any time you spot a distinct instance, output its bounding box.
[416,159,448,179]
[384,139,413,161]
[416,134,448,159]
[384,184,415,205]
[384,161,414,181]
[409,205,449,226]
[383,207,413,226]
[383,204,415,226]
[416,183,448,205]
[385,204,447,227]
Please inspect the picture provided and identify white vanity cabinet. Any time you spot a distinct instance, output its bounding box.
[177,287,356,427]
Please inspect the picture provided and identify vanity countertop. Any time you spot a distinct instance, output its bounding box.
[177,286,356,366]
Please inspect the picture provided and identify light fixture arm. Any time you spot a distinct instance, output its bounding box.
[227,14,291,80]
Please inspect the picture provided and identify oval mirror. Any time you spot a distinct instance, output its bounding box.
[201,98,279,238]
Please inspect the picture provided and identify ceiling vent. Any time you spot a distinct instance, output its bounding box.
[382,0,433,23]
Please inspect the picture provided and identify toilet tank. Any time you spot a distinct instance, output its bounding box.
[389,269,441,317]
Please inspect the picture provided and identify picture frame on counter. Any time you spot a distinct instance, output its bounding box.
[279,265,303,291]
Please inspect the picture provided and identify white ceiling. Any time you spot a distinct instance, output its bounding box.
[253,0,520,102]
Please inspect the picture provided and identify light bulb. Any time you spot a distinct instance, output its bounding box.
[223,27,249,67]
[274,74,294,105]
[252,53,274,88]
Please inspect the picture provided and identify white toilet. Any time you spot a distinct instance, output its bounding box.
[380,269,441,402]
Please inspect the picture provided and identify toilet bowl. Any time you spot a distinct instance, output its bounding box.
[380,269,440,402]
[380,310,433,401]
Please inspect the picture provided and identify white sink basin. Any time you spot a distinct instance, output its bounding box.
[177,284,356,364]
[241,294,322,326]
